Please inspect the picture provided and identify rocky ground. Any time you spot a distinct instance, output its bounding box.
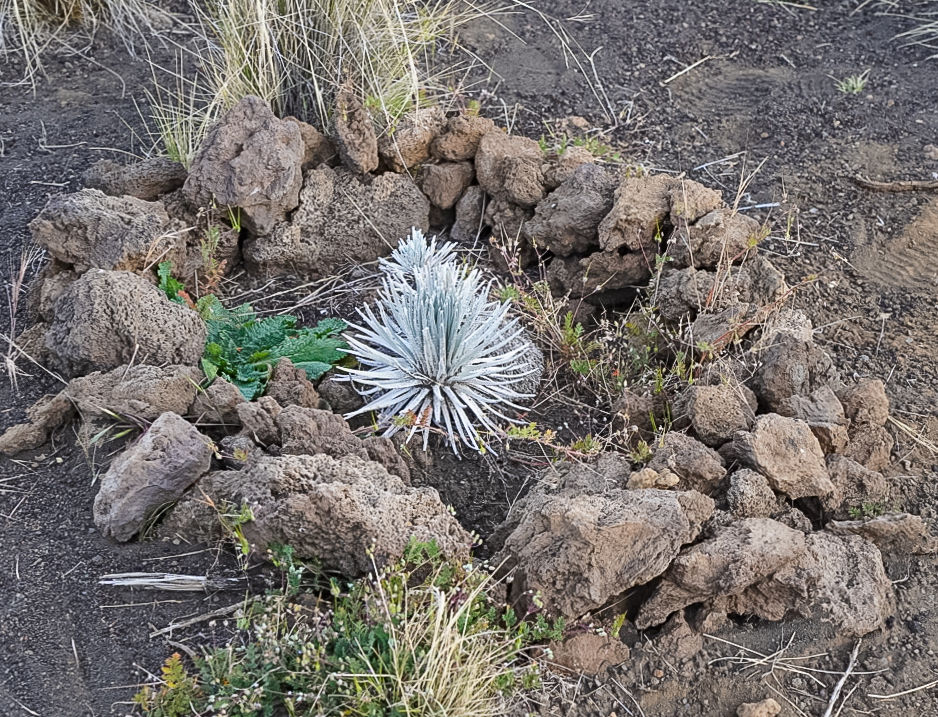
[2,2,938,717]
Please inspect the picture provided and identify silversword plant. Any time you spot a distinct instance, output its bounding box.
[343,229,537,453]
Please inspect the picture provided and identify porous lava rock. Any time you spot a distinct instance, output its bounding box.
[726,469,778,519]
[83,156,187,201]
[37,265,79,322]
[450,185,485,242]
[284,116,337,168]
[474,129,545,207]
[496,461,714,619]
[547,250,651,300]
[635,518,808,628]
[723,531,894,637]
[839,378,890,428]
[175,453,471,576]
[736,699,782,717]
[264,358,324,410]
[67,364,201,422]
[668,208,761,269]
[827,514,937,555]
[377,106,445,171]
[30,189,180,272]
[483,195,533,242]
[548,632,631,676]
[316,375,365,415]
[431,113,495,161]
[184,96,304,235]
[524,163,618,256]
[678,383,756,447]
[419,161,475,210]
[647,431,726,493]
[668,180,723,226]
[823,454,888,517]
[598,174,676,253]
[754,335,840,415]
[734,414,834,500]
[93,412,213,542]
[190,377,245,428]
[243,165,429,277]
[45,270,206,378]
[332,85,379,174]
[844,424,894,472]
[0,393,74,456]
[236,396,281,446]
[542,145,595,189]
[655,610,704,662]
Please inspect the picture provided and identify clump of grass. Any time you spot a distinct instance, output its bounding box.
[856,1,938,60]
[134,540,558,717]
[538,129,624,163]
[835,69,871,94]
[188,0,491,134]
[140,55,216,168]
[0,0,170,84]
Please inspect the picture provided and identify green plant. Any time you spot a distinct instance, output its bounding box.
[629,438,653,463]
[200,296,348,400]
[136,540,552,717]
[132,653,202,717]
[157,261,187,305]
[569,434,602,455]
[835,69,870,94]
[538,129,623,163]
[848,502,886,519]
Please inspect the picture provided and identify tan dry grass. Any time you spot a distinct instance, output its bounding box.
[0,0,171,83]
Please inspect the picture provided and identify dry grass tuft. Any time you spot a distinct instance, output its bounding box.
[0,0,171,84]
[856,0,938,59]
[192,0,493,131]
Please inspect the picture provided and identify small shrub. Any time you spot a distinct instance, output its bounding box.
[132,653,201,717]
[135,540,554,717]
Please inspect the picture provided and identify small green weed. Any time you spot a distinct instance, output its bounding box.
[132,653,201,717]
[538,130,623,163]
[835,69,870,94]
[155,263,348,400]
[848,502,886,519]
[158,261,188,305]
[629,438,653,463]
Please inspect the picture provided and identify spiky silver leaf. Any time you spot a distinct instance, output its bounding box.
[343,233,538,454]
[378,227,457,279]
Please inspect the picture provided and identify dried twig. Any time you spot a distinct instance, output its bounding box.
[149,599,254,638]
[869,677,938,700]
[821,640,860,717]
[888,415,938,455]
[99,572,246,591]
[853,175,938,192]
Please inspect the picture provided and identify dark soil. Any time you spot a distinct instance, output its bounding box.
[2,2,938,716]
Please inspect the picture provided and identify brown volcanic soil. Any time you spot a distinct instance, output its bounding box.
[1,2,938,716]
